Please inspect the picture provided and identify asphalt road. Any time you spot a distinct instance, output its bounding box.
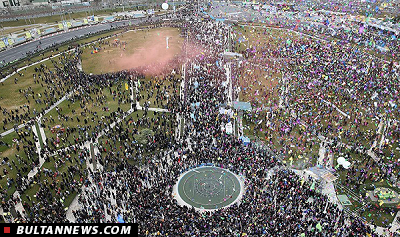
[0,15,166,66]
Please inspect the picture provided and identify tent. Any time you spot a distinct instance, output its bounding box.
[337,157,351,169]
[225,122,233,134]
[239,136,250,145]
[117,214,125,223]
[233,101,252,111]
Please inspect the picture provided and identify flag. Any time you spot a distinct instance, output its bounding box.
[359,25,365,34]
[310,181,315,190]
[316,222,322,232]
[117,214,125,223]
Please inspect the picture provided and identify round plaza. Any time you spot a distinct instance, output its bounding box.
[173,166,245,211]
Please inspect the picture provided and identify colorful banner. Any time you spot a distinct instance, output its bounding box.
[7,38,14,45]
[83,19,88,24]
[3,38,9,46]
[26,32,32,39]
[0,41,5,48]
[44,28,56,34]
[58,23,64,30]
[104,16,114,22]
[67,22,72,28]
[15,37,26,44]
[94,16,99,22]
[72,21,83,27]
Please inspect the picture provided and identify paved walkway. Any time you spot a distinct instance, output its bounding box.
[319,97,350,119]
[0,89,74,138]
[65,85,172,221]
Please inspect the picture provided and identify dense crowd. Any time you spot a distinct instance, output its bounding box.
[70,17,381,236]
[0,3,399,236]
[235,25,399,192]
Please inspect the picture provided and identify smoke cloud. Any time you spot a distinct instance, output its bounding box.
[115,31,204,76]
[116,31,180,76]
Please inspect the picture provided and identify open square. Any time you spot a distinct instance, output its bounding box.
[175,166,244,210]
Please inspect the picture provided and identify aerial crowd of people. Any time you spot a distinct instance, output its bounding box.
[0,2,399,236]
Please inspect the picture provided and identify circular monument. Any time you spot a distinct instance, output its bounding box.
[173,166,244,211]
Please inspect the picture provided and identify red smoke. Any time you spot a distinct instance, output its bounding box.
[116,31,204,76]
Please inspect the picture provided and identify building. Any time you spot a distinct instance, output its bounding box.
[1,0,21,8]
[31,0,49,6]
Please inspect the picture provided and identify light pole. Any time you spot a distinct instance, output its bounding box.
[166,37,170,49]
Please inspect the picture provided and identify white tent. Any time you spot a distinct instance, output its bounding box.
[337,157,351,169]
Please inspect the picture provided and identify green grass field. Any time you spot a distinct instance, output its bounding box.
[0,129,39,200]
[98,109,176,170]
[0,56,63,132]
[19,147,88,218]
[42,82,131,149]
[0,28,133,133]
[0,25,180,208]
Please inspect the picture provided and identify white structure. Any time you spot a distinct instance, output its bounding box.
[32,0,50,6]
[60,0,82,4]
[166,36,170,49]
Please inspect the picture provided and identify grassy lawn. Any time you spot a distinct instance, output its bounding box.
[242,113,320,169]
[98,109,176,170]
[0,25,182,205]
[19,147,88,218]
[42,82,131,150]
[136,74,181,109]
[0,54,71,133]
[0,25,36,37]
[234,24,382,161]
[0,26,180,137]
[0,129,39,201]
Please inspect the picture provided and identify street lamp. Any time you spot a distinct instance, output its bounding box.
[166,37,170,49]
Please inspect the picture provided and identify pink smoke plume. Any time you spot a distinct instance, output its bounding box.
[116,31,204,76]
